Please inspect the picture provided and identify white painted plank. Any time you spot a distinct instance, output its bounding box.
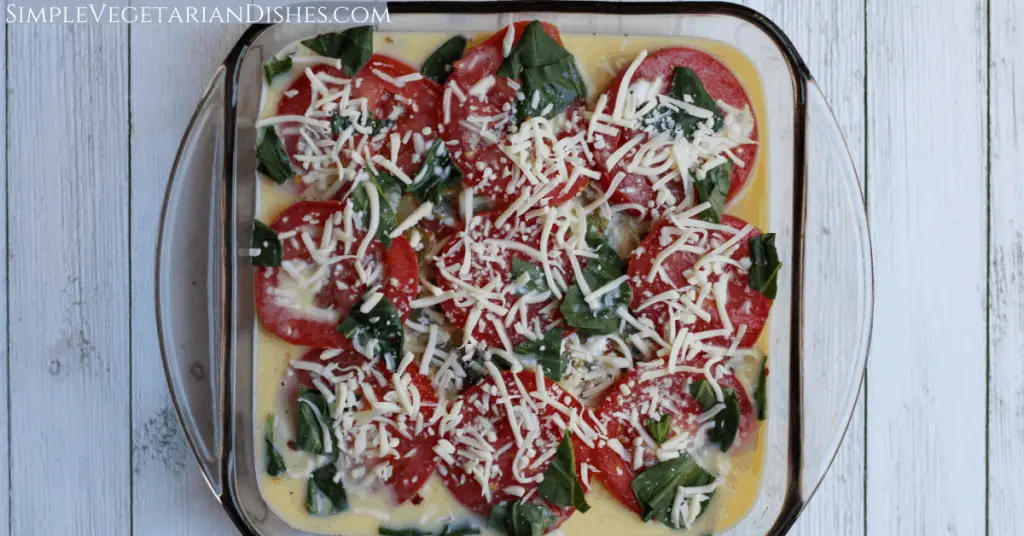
[989,0,1024,532]
[129,9,246,534]
[736,1,867,533]
[865,1,988,534]
[7,22,130,536]
[0,16,9,536]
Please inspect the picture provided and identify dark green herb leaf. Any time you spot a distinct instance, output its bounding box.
[755,353,768,420]
[301,26,373,76]
[379,523,480,536]
[538,432,590,512]
[510,258,548,294]
[668,66,724,139]
[586,213,609,236]
[407,139,464,205]
[252,220,282,267]
[331,111,393,138]
[645,414,673,445]
[630,453,716,527]
[349,171,402,248]
[263,55,293,84]
[337,295,404,370]
[514,327,565,381]
[748,233,781,300]
[689,380,741,452]
[256,127,295,185]
[488,500,556,536]
[306,462,348,515]
[497,21,586,120]
[295,388,330,454]
[694,160,733,223]
[421,35,467,83]
[560,232,630,336]
[264,414,287,477]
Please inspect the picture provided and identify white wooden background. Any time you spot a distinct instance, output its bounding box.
[1,0,1018,534]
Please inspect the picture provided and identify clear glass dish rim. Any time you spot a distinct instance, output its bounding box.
[153,2,875,534]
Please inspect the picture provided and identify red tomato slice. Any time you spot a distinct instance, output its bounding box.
[626,215,771,348]
[433,210,572,349]
[438,22,590,209]
[589,47,758,218]
[591,359,757,514]
[254,201,419,348]
[290,348,441,505]
[437,369,597,528]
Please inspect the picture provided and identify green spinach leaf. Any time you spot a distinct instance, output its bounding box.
[263,55,293,84]
[264,414,287,477]
[497,21,586,121]
[510,258,548,294]
[421,35,467,83]
[559,232,630,336]
[668,66,724,138]
[748,233,781,300]
[514,327,566,381]
[538,432,590,512]
[755,353,768,420]
[306,462,348,515]
[252,220,282,267]
[295,388,330,454]
[694,160,733,223]
[256,126,295,185]
[488,500,556,536]
[645,414,673,445]
[301,26,373,76]
[689,379,741,452]
[337,295,404,369]
[630,453,716,527]
[407,139,463,205]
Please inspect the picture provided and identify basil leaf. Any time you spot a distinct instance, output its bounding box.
[295,388,330,454]
[264,414,287,477]
[331,111,393,138]
[337,295,404,370]
[263,55,292,84]
[306,462,348,515]
[538,432,590,512]
[350,172,401,248]
[630,453,716,527]
[510,258,548,294]
[560,232,630,336]
[421,35,467,83]
[408,139,463,205]
[379,524,480,536]
[755,353,768,420]
[497,21,586,120]
[689,380,741,452]
[256,126,295,185]
[252,220,282,267]
[301,26,373,76]
[514,327,565,381]
[488,500,556,536]
[645,414,672,445]
[668,66,724,138]
[748,233,781,300]
[586,213,609,236]
[694,160,732,223]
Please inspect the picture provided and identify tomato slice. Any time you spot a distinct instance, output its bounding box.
[589,47,759,219]
[290,348,441,505]
[254,200,419,348]
[626,215,771,348]
[438,22,590,209]
[433,210,572,349]
[437,369,597,528]
[591,359,756,515]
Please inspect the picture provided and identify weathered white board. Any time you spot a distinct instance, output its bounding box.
[7,22,131,535]
[0,15,9,536]
[865,0,988,534]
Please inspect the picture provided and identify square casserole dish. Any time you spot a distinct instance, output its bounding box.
[155,2,873,535]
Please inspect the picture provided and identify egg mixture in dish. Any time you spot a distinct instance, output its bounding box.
[252,22,779,536]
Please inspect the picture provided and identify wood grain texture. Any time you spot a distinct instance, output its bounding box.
[7,22,130,536]
[988,0,1023,533]
[865,1,988,535]
[738,1,867,534]
[0,16,9,536]
[129,8,246,534]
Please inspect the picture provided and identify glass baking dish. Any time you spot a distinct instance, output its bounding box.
[155,2,873,534]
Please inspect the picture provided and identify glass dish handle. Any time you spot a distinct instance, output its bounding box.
[798,81,874,500]
[155,65,230,496]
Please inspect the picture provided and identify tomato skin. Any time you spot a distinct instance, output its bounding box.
[589,47,759,218]
[626,214,772,348]
[254,201,419,348]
